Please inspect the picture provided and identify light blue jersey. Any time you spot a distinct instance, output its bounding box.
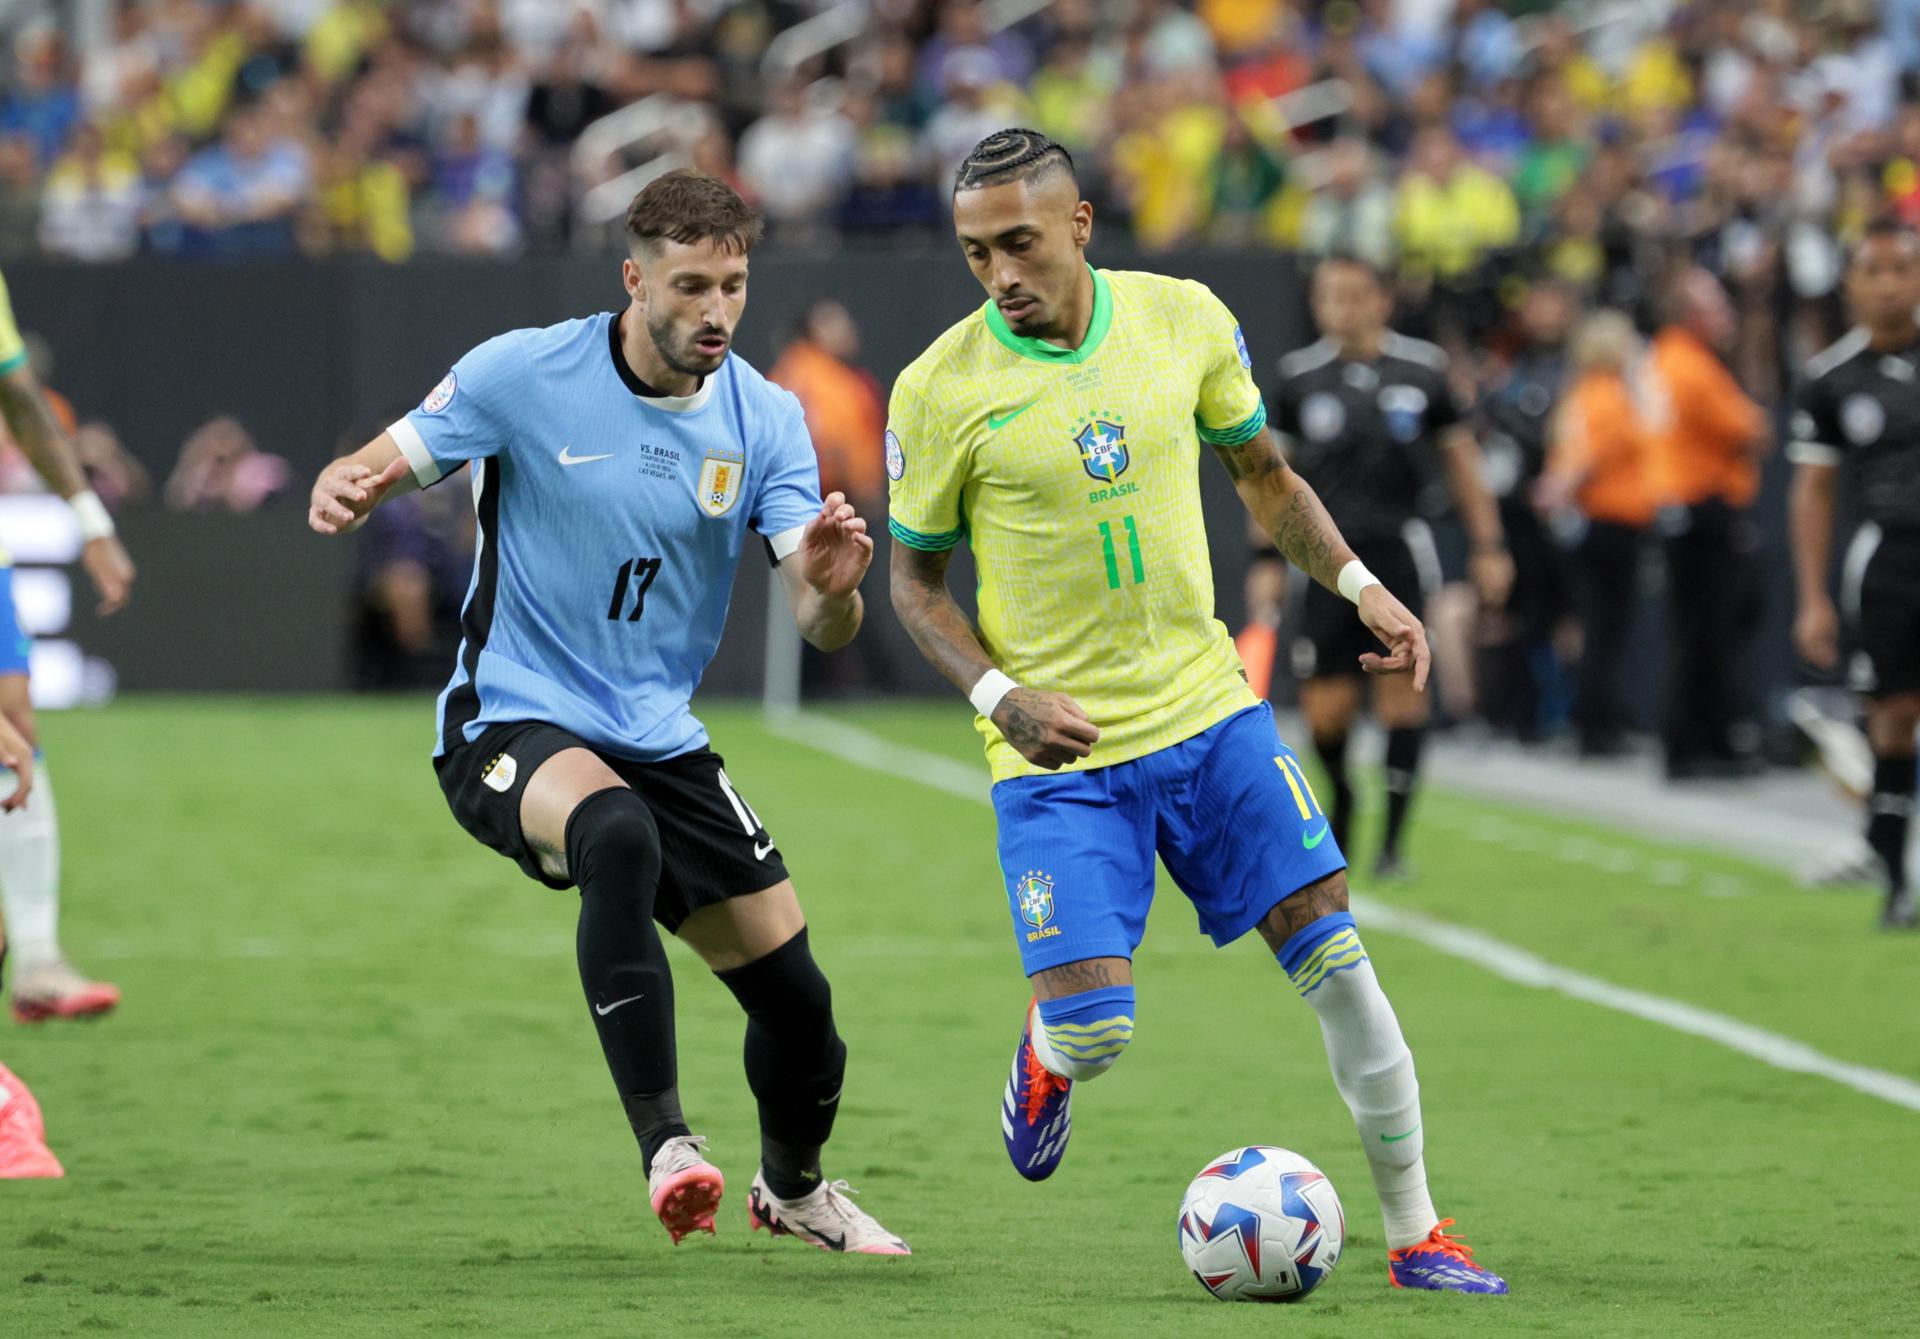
[390,312,822,761]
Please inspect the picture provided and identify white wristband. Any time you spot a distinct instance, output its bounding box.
[969,669,1019,720]
[69,490,115,543]
[1336,559,1380,606]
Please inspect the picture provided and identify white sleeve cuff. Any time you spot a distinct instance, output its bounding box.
[1786,441,1843,467]
[387,416,443,486]
[766,524,807,562]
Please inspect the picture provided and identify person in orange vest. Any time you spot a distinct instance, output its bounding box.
[1538,310,1657,758]
[1641,267,1771,779]
[769,300,887,515]
[769,300,894,693]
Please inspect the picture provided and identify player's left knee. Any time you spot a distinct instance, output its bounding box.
[1033,985,1136,1081]
[715,925,834,1028]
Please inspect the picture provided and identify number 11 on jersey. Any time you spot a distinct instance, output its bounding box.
[1098,514,1146,590]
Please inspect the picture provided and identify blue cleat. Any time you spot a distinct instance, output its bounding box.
[1001,1000,1072,1181]
[1388,1220,1509,1294]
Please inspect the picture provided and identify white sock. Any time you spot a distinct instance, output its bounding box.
[0,759,60,973]
[1288,936,1438,1250]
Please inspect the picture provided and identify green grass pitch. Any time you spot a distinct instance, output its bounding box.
[5,698,1918,1336]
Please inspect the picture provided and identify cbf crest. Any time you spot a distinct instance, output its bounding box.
[1075,416,1130,483]
[1016,870,1055,930]
[697,447,744,517]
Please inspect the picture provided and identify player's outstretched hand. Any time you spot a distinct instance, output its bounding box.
[309,456,410,536]
[1355,585,1431,690]
[798,491,874,599]
[993,688,1100,770]
[0,711,33,810]
[1794,597,1841,671]
[81,534,135,616]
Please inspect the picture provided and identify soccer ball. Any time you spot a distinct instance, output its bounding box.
[1177,1145,1345,1302]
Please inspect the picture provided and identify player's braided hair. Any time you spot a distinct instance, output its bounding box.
[953,128,1076,194]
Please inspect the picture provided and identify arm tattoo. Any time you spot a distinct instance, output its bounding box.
[1211,436,1285,485]
[1212,436,1350,591]
[888,544,997,694]
[1272,484,1343,589]
[998,697,1050,752]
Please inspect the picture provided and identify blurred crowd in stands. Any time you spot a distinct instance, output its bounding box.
[0,0,1902,290]
[0,0,1905,769]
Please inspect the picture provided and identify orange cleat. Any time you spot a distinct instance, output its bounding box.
[0,1061,64,1178]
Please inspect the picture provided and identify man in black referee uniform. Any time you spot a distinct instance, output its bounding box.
[1270,255,1512,877]
[1789,218,1920,930]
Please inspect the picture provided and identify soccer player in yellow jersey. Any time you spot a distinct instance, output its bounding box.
[0,268,136,1024]
[889,131,1507,1294]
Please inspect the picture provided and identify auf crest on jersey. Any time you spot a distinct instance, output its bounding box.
[697,447,745,517]
[1074,414,1130,484]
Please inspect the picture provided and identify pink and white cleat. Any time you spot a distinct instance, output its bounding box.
[748,1169,910,1255]
[12,960,120,1024]
[0,1061,63,1178]
[648,1134,723,1244]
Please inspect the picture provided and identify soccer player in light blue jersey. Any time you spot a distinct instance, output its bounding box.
[307,172,907,1254]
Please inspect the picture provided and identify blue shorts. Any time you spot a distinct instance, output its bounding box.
[992,702,1348,974]
[0,569,29,676]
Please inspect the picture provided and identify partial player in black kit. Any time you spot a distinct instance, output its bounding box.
[1271,256,1511,877]
[1790,218,1920,930]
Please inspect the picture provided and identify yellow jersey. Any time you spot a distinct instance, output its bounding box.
[888,266,1266,781]
[0,268,24,376]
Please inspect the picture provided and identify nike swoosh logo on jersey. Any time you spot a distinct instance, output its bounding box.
[754,840,775,861]
[558,445,613,466]
[987,400,1040,430]
[1303,824,1330,850]
[594,993,645,1016]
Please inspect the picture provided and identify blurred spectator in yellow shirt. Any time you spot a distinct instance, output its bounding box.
[1029,30,1118,158]
[1112,69,1227,251]
[1394,125,1520,279]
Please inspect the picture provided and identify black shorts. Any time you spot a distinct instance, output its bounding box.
[434,721,790,931]
[1290,524,1437,682]
[1845,525,1920,698]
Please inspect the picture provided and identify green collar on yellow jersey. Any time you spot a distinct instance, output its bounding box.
[982,265,1112,365]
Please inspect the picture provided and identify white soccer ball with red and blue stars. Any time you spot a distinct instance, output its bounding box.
[1177,1145,1344,1302]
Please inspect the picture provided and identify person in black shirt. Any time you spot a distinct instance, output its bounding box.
[1475,278,1577,741]
[1271,256,1512,877]
[1789,218,1920,930]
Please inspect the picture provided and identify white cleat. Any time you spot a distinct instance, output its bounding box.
[11,959,120,1024]
[1799,838,1885,891]
[648,1134,724,1244]
[747,1168,910,1255]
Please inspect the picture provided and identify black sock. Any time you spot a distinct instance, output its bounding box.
[1382,727,1425,860]
[1312,731,1354,852]
[715,926,847,1201]
[1867,754,1916,894]
[566,787,686,1173]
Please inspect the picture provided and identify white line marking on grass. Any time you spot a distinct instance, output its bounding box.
[770,711,1920,1116]
[1350,898,1920,1113]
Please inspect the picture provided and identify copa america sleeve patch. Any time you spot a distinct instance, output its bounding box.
[885,429,905,481]
[1233,325,1251,369]
[421,370,458,414]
